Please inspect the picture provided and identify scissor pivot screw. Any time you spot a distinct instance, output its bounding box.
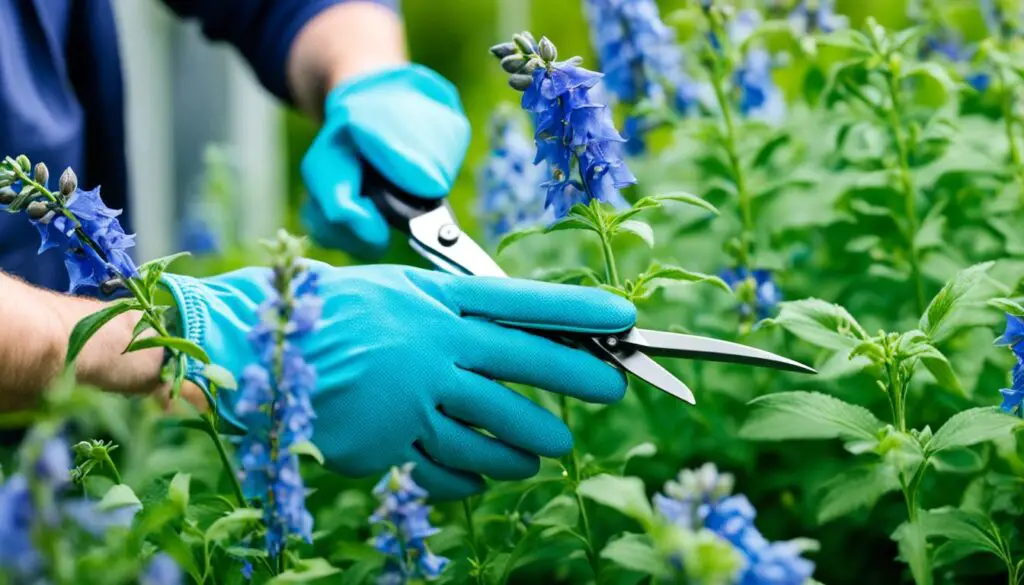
[438,224,461,246]
[604,336,619,349]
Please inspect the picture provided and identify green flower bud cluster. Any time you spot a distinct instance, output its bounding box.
[488,31,564,91]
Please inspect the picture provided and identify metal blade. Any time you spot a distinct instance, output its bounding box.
[408,207,508,278]
[611,351,696,404]
[619,328,817,375]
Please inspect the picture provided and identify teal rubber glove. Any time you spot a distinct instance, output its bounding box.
[300,65,471,260]
[162,263,636,500]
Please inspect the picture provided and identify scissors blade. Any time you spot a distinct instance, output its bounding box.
[407,206,507,277]
[595,346,696,404]
[617,328,816,375]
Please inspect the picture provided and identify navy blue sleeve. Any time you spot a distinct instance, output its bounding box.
[161,0,400,102]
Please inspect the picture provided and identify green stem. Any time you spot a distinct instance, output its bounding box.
[463,499,485,585]
[882,74,926,315]
[598,231,620,288]
[101,453,122,485]
[559,396,601,581]
[203,413,246,507]
[708,49,753,269]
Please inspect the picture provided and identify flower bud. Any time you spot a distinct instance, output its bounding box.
[16,155,30,173]
[513,33,536,55]
[59,167,78,196]
[0,188,15,205]
[26,200,50,220]
[537,37,557,62]
[73,441,94,459]
[500,54,528,73]
[489,42,518,59]
[508,74,533,91]
[34,162,49,186]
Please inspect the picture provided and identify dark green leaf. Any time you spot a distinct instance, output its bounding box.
[741,391,886,443]
[140,252,191,293]
[496,227,545,255]
[919,262,994,338]
[926,407,1022,455]
[530,494,578,528]
[578,474,653,524]
[918,508,1007,563]
[66,299,141,366]
[127,336,210,364]
[816,463,900,524]
[765,299,866,351]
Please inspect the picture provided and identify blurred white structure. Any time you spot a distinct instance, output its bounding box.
[113,0,284,260]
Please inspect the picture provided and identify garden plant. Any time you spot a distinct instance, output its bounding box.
[4,0,1024,584]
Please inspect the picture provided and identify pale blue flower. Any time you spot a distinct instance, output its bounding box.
[477,110,549,238]
[371,464,449,583]
[721,268,781,319]
[141,554,183,585]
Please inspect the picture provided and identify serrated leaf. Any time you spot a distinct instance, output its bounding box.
[205,508,263,542]
[599,533,668,579]
[918,508,1007,562]
[496,226,545,255]
[767,299,866,351]
[66,299,141,365]
[202,364,237,391]
[892,520,933,585]
[926,407,1022,455]
[530,494,578,528]
[127,336,210,364]
[140,252,191,293]
[266,558,341,584]
[919,262,994,338]
[578,474,653,524]
[989,298,1024,316]
[617,220,655,247]
[289,440,325,465]
[169,473,190,513]
[741,391,886,442]
[816,463,899,524]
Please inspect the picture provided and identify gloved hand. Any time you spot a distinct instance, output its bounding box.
[300,65,471,260]
[161,263,635,499]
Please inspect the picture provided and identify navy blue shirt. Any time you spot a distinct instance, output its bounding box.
[0,0,396,291]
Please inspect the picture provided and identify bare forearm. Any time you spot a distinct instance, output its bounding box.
[287,1,407,119]
[0,273,165,411]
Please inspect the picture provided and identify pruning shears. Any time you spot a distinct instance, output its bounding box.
[364,168,816,405]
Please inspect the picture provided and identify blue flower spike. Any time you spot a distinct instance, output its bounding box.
[655,463,815,585]
[996,314,1024,417]
[489,32,637,218]
[477,107,549,239]
[371,463,449,583]
[235,231,320,559]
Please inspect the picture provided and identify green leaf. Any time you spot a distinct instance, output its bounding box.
[496,226,545,255]
[918,508,1007,562]
[616,220,655,247]
[902,61,958,99]
[205,508,263,542]
[816,463,900,524]
[645,192,719,215]
[989,298,1024,316]
[139,251,191,293]
[126,336,210,364]
[530,494,578,528]
[817,29,873,54]
[892,520,933,585]
[914,204,947,251]
[916,345,963,396]
[740,391,886,443]
[168,473,191,513]
[546,215,600,234]
[66,299,141,365]
[926,407,1022,455]
[267,558,342,584]
[577,474,653,524]
[528,266,602,285]
[202,364,238,391]
[599,533,668,579]
[289,440,326,465]
[930,448,985,474]
[635,263,732,294]
[332,541,381,564]
[919,262,994,338]
[98,484,141,512]
[766,299,866,351]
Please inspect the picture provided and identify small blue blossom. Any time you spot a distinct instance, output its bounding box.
[235,263,320,558]
[0,475,40,578]
[996,313,1024,358]
[721,268,781,320]
[788,0,847,35]
[141,553,183,585]
[477,109,549,239]
[518,53,637,217]
[655,463,815,585]
[371,464,449,583]
[583,0,699,151]
[735,49,787,124]
[32,186,139,293]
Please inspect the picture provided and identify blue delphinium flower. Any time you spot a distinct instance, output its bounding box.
[655,463,815,585]
[142,553,184,585]
[583,0,699,151]
[735,49,787,124]
[721,268,781,319]
[996,314,1024,417]
[996,313,1024,356]
[371,464,449,584]
[788,0,847,35]
[31,183,140,293]
[493,34,637,218]
[477,109,549,239]
[236,262,320,558]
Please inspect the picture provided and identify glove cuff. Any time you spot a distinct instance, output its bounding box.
[159,273,212,385]
[324,63,463,117]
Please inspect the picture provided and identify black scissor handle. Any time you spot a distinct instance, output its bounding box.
[362,163,444,234]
